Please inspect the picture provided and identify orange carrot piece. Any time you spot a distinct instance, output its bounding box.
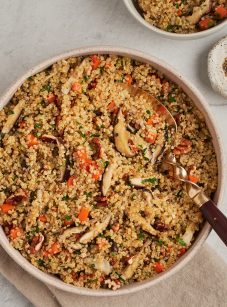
[198,17,215,30]
[67,175,76,187]
[107,100,118,114]
[71,82,82,93]
[46,242,61,255]
[215,5,227,19]
[78,207,89,222]
[154,262,164,273]
[38,214,47,223]
[64,219,74,226]
[90,55,101,70]
[125,74,133,85]
[188,175,199,183]
[27,134,39,147]
[47,92,57,103]
[10,227,23,240]
[19,121,26,129]
[0,203,15,213]
[145,133,157,144]
[177,9,182,16]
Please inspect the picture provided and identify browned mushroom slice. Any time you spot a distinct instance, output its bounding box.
[181,222,196,246]
[41,134,58,144]
[186,0,211,25]
[114,109,135,158]
[122,241,149,280]
[101,161,117,196]
[2,100,25,133]
[79,214,111,244]
[30,233,45,253]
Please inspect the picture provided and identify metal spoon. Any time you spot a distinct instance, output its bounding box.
[122,84,227,246]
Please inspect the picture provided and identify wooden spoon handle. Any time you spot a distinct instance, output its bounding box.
[200,200,227,246]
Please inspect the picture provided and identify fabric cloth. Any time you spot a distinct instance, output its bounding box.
[0,244,226,307]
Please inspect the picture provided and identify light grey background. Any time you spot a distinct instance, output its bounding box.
[0,0,226,306]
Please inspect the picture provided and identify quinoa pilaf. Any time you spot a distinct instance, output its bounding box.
[138,0,227,34]
[0,55,217,290]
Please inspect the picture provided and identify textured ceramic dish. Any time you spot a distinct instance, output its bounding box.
[123,0,227,40]
[0,46,224,296]
[208,36,227,99]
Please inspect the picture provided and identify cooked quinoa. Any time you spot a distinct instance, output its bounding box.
[137,0,227,34]
[0,54,218,290]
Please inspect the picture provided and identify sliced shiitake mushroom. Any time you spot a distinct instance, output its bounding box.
[2,100,25,134]
[79,214,111,244]
[186,0,211,25]
[101,161,117,196]
[114,109,135,158]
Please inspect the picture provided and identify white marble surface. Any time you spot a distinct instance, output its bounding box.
[0,0,226,306]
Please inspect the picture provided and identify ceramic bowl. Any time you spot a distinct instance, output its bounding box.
[208,36,227,99]
[0,46,224,296]
[123,0,227,40]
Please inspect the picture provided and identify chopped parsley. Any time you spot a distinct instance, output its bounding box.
[138,231,145,241]
[84,191,92,198]
[83,75,90,82]
[115,272,125,282]
[34,123,42,129]
[169,94,176,102]
[177,237,187,247]
[157,239,163,246]
[146,110,151,115]
[37,259,45,266]
[65,215,72,221]
[62,195,69,201]
[141,177,157,184]
[41,84,52,92]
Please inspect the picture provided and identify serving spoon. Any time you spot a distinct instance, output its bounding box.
[122,84,227,246]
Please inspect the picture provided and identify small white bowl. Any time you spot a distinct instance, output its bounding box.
[123,0,227,40]
[208,36,227,99]
[0,46,225,296]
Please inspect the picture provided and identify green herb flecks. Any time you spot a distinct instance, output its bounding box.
[138,231,145,241]
[34,123,42,129]
[115,272,125,283]
[141,177,157,184]
[65,215,72,221]
[41,84,52,92]
[177,237,187,247]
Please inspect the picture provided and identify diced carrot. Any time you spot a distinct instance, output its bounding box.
[188,175,199,183]
[154,262,164,273]
[64,219,74,226]
[19,121,26,129]
[48,242,61,255]
[10,227,23,240]
[179,247,187,256]
[90,55,101,70]
[125,74,133,85]
[71,82,82,93]
[177,9,182,16]
[47,92,57,103]
[67,175,76,187]
[92,168,103,181]
[145,133,157,144]
[198,17,215,30]
[27,134,39,147]
[78,207,89,222]
[38,214,47,223]
[146,114,158,126]
[0,203,15,213]
[215,5,227,19]
[107,101,118,114]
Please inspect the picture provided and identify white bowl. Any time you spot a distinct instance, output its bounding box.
[123,0,227,40]
[0,46,224,296]
[208,36,227,99]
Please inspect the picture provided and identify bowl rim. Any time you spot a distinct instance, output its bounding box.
[123,0,227,40]
[0,45,225,297]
